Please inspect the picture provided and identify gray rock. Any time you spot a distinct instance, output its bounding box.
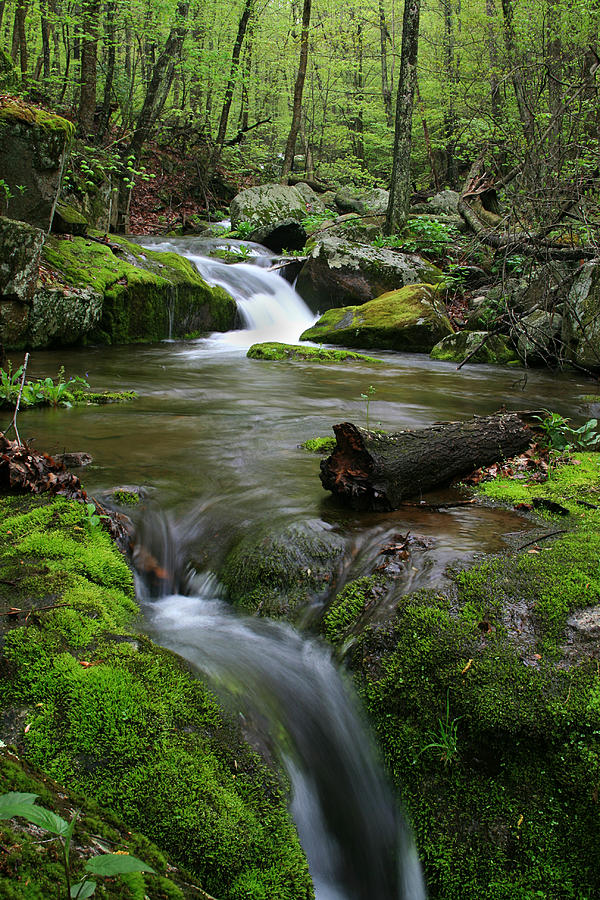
[334,186,389,216]
[513,309,564,366]
[563,262,600,369]
[248,218,307,253]
[292,181,326,214]
[296,232,443,312]
[427,190,460,215]
[0,216,45,302]
[0,101,74,230]
[28,283,103,348]
[230,183,313,229]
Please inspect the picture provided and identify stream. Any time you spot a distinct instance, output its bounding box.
[13,235,596,899]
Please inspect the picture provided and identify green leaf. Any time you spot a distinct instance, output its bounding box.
[0,792,39,818]
[71,880,97,898]
[85,853,156,876]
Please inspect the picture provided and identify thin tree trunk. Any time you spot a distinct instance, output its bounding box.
[501,0,535,140]
[281,0,312,179]
[12,0,28,86]
[442,0,457,185]
[0,3,5,32]
[485,0,501,123]
[97,0,117,139]
[206,0,255,180]
[78,0,101,134]
[416,81,440,190]
[386,0,421,233]
[40,0,51,84]
[379,0,393,127]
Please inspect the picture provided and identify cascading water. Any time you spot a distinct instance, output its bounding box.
[137,236,317,346]
[141,577,425,900]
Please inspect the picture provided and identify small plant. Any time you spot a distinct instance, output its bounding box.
[84,502,109,531]
[232,220,255,239]
[533,410,600,451]
[360,384,376,431]
[301,209,336,234]
[0,791,155,898]
[416,691,460,766]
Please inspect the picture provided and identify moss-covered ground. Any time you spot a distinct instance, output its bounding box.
[0,494,312,900]
[325,452,600,898]
[42,233,236,344]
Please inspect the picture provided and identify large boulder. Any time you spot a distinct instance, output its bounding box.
[0,229,237,349]
[563,261,600,369]
[512,309,565,366]
[0,98,74,230]
[334,186,389,215]
[430,330,519,365]
[300,284,453,353]
[230,182,322,229]
[296,232,442,312]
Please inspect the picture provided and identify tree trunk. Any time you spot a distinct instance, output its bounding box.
[320,414,532,510]
[40,0,51,84]
[281,0,312,179]
[206,0,255,181]
[78,0,100,134]
[379,0,393,127]
[97,0,117,139]
[385,0,421,233]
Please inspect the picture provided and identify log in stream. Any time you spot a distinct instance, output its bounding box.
[320,413,532,511]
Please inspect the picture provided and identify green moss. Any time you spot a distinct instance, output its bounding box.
[0,495,312,900]
[338,452,600,898]
[323,575,384,642]
[0,100,75,140]
[221,521,345,619]
[112,489,140,506]
[301,436,337,454]
[69,389,138,405]
[299,284,453,352]
[430,331,519,365]
[41,233,236,345]
[247,341,380,362]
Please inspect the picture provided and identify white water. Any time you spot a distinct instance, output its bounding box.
[142,582,426,900]
[137,236,317,348]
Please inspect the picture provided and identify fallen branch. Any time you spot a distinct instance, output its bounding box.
[515,530,569,551]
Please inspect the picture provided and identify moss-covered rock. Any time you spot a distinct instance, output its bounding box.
[247,342,380,363]
[295,232,443,313]
[0,494,312,900]
[300,284,453,353]
[430,330,519,365]
[0,97,74,230]
[221,520,346,619]
[338,453,600,898]
[230,183,321,230]
[52,199,89,236]
[40,233,236,345]
[563,261,600,369]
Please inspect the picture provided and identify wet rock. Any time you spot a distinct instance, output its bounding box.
[249,219,307,253]
[0,216,45,303]
[300,283,453,353]
[0,97,74,230]
[53,451,93,468]
[221,519,347,619]
[28,283,104,348]
[296,232,442,313]
[431,330,519,365]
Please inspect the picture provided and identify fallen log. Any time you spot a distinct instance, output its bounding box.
[320,413,532,511]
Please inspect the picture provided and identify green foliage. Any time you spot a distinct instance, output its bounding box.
[532,411,600,451]
[0,791,154,899]
[373,218,459,260]
[301,209,336,234]
[0,364,89,410]
[415,692,460,766]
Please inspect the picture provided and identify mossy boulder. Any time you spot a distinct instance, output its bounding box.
[295,233,443,313]
[0,494,312,899]
[0,97,74,230]
[511,308,564,366]
[300,284,453,353]
[247,341,379,363]
[221,519,346,619]
[40,233,236,345]
[52,199,89,236]
[430,330,519,365]
[230,183,321,230]
[0,216,45,304]
[334,186,389,215]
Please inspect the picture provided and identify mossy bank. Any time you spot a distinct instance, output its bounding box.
[0,494,312,899]
[326,453,600,898]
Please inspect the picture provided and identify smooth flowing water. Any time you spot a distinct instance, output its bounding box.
[12,236,596,898]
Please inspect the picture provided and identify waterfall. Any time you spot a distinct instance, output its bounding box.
[140,577,425,900]
[137,236,316,346]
